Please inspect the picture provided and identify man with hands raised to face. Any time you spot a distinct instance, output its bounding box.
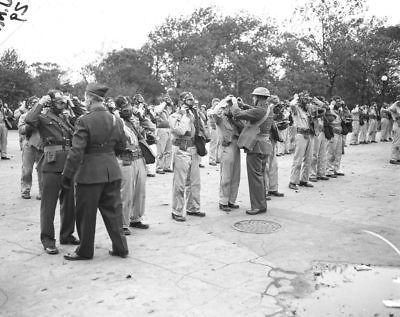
[25,91,79,255]
[169,92,207,222]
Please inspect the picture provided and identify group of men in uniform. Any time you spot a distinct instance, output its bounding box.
[14,84,144,259]
[5,82,400,260]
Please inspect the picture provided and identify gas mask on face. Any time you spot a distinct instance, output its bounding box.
[120,105,133,119]
[184,98,194,108]
[51,97,67,115]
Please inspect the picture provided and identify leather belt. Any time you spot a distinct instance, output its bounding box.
[44,145,70,152]
[86,145,114,154]
[173,138,194,148]
[297,128,312,135]
[120,150,142,161]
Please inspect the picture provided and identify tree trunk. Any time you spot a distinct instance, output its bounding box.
[327,74,336,99]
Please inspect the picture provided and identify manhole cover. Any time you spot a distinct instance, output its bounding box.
[232,220,281,234]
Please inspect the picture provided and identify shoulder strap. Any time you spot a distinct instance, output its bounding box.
[254,105,272,127]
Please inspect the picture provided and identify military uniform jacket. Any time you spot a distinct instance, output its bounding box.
[25,105,74,173]
[63,107,127,184]
[233,106,274,155]
[214,107,241,146]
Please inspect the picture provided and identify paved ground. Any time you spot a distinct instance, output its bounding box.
[0,130,399,317]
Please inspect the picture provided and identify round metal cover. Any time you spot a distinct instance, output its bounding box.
[232,220,281,234]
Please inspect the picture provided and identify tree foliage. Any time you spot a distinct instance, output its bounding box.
[86,48,164,99]
[0,48,33,106]
[29,62,65,97]
[1,2,399,107]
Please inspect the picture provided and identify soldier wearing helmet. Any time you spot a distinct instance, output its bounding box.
[232,86,275,215]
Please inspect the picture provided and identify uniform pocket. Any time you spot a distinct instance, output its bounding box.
[44,151,57,163]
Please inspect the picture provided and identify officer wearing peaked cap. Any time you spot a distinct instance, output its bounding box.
[62,83,129,260]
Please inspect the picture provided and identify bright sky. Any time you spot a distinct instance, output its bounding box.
[0,0,399,77]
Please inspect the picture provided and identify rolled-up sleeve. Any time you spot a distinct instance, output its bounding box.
[169,114,190,136]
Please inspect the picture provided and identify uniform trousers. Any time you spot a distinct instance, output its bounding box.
[289,134,313,184]
[156,128,172,171]
[40,172,75,248]
[380,118,390,141]
[21,144,43,195]
[389,120,394,139]
[350,121,360,144]
[288,126,296,152]
[277,128,289,155]
[310,132,327,178]
[359,123,368,143]
[120,158,146,227]
[265,143,278,192]
[0,123,8,157]
[391,123,400,161]
[75,180,128,259]
[367,119,378,142]
[209,128,221,164]
[172,146,200,216]
[327,133,343,174]
[219,139,240,205]
[247,153,268,210]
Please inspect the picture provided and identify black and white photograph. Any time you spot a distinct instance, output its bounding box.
[0,0,400,316]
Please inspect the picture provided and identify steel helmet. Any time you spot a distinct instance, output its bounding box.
[251,87,270,97]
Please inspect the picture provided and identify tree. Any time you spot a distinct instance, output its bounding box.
[0,48,33,107]
[334,20,400,105]
[86,48,164,99]
[290,0,366,98]
[144,7,280,104]
[275,34,327,99]
[29,62,65,96]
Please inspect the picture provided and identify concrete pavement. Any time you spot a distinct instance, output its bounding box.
[0,131,399,316]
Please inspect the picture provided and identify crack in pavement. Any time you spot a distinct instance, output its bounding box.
[0,287,8,308]
[3,240,42,256]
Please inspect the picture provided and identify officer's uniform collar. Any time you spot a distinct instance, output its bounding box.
[89,104,107,112]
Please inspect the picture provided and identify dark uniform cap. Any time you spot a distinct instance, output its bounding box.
[86,83,109,98]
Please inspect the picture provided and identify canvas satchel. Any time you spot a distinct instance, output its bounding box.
[191,108,208,157]
[139,140,156,164]
[237,106,271,152]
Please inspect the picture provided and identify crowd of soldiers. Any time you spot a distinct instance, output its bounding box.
[1,84,400,261]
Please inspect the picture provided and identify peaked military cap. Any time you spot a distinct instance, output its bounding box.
[86,83,109,98]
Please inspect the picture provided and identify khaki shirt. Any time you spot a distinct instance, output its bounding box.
[290,104,309,129]
[351,107,360,121]
[169,109,196,140]
[18,112,42,150]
